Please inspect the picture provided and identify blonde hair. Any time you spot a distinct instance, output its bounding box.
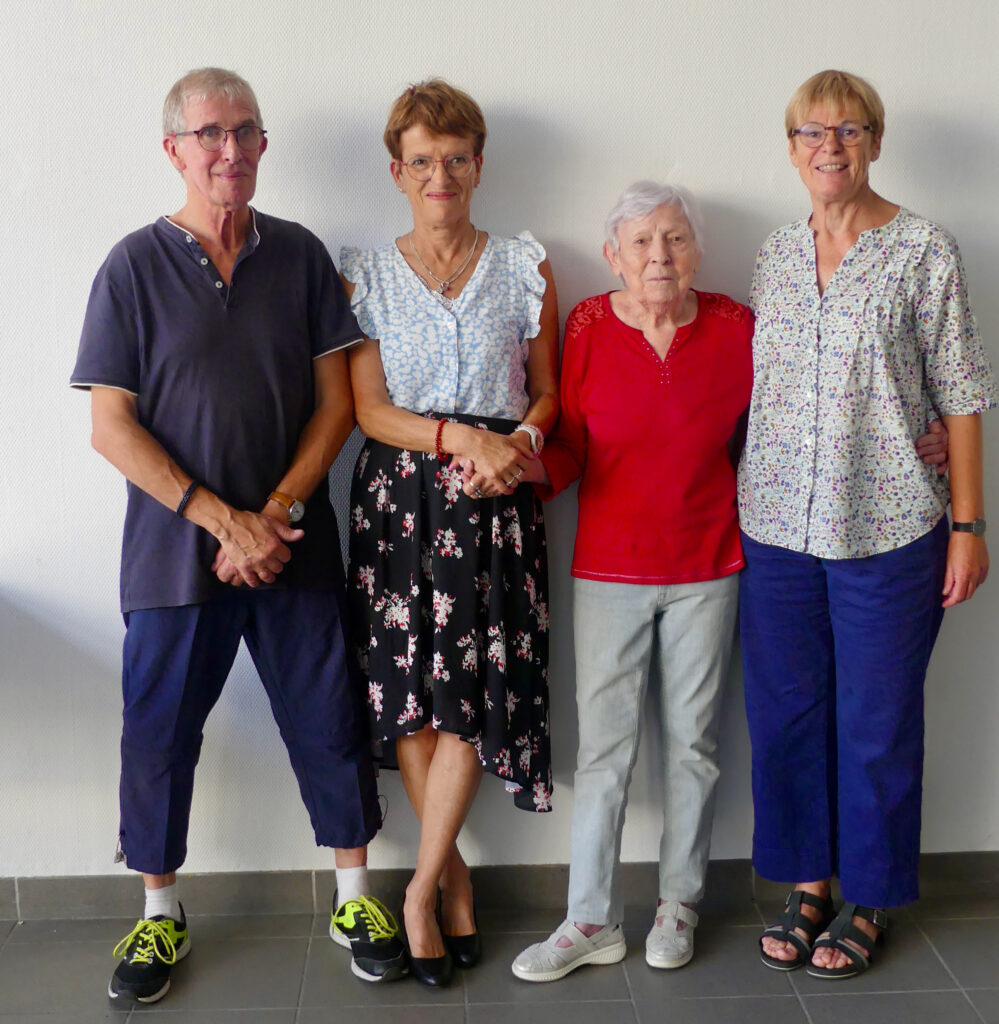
[785,69,884,138]
[383,79,486,159]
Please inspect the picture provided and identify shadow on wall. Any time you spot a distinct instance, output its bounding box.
[696,199,776,302]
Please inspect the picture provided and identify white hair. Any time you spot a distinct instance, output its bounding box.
[604,180,704,253]
[162,67,262,136]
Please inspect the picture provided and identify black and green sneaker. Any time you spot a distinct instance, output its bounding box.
[330,894,408,982]
[108,904,190,1004]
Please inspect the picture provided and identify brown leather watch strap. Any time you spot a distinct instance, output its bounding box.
[267,490,298,512]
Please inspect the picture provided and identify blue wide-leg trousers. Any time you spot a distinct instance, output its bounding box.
[739,519,948,907]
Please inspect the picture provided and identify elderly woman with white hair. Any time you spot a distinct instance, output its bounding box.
[509,181,754,979]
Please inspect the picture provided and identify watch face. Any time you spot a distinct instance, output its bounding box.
[289,500,306,523]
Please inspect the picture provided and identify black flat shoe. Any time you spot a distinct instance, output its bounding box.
[409,952,454,987]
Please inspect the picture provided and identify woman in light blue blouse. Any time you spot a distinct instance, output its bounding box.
[343,80,560,987]
[742,70,996,980]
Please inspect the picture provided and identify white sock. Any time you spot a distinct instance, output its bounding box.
[335,865,369,906]
[144,882,181,921]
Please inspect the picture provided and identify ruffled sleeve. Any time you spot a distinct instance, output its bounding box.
[339,246,378,340]
[514,230,547,340]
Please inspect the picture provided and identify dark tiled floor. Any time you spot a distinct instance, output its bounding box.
[0,898,996,1023]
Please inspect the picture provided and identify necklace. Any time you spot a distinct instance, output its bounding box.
[410,227,479,296]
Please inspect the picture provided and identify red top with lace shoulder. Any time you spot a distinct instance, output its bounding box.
[538,290,754,583]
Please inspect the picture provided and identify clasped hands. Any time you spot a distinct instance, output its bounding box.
[211,505,303,588]
[457,428,536,499]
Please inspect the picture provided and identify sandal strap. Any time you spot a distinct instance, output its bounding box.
[658,900,699,928]
[760,923,812,961]
[760,890,834,958]
[843,903,888,930]
[815,902,884,962]
[764,890,832,941]
[791,890,834,915]
[811,932,871,973]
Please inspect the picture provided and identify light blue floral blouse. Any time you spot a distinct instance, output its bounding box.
[340,232,547,420]
[738,208,997,559]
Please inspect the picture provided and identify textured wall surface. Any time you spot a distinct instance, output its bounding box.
[2,0,997,877]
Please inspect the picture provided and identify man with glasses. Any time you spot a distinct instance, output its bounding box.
[71,68,406,1005]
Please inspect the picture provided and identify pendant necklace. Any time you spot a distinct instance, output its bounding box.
[410,228,479,310]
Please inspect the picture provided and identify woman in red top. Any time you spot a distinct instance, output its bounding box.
[510,181,754,980]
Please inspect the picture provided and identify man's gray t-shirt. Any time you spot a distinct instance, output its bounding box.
[72,210,362,612]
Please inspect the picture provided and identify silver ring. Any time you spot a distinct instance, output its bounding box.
[513,468,524,481]
[473,486,484,498]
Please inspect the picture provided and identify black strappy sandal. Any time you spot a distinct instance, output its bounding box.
[759,889,836,971]
[806,903,886,979]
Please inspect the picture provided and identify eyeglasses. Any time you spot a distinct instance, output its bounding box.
[789,121,873,148]
[172,124,267,152]
[399,154,477,181]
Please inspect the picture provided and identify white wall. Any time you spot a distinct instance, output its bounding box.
[2,0,997,877]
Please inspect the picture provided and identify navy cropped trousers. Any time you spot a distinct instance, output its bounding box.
[119,588,380,875]
[739,519,948,907]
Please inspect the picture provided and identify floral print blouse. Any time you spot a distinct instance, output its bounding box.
[738,209,997,558]
[341,233,547,420]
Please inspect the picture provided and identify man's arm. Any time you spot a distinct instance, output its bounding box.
[212,349,356,585]
[90,387,303,587]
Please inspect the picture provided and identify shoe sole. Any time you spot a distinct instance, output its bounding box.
[331,922,408,982]
[760,952,805,972]
[511,940,626,982]
[646,947,694,970]
[805,964,864,980]
[107,938,191,1004]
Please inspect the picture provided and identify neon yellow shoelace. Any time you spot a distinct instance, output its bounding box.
[112,918,181,965]
[341,896,399,941]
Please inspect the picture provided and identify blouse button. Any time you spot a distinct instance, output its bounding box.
[215,281,223,289]
[186,235,193,243]
[200,257,209,266]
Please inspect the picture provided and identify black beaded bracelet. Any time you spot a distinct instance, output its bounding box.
[175,480,200,518]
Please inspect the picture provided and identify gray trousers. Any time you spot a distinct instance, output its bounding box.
[566,574,739,925]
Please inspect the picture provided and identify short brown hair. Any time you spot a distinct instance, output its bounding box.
[785,69,885,139]
[383,79,487,159]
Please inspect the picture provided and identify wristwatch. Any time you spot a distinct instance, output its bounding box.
[513,423,544,454]
[268,490,306,523]
[952,518,986,537]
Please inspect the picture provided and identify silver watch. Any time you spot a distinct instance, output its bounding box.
[268,490,306,523]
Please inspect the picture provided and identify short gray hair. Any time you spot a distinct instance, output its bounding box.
[604,180,704,254]
[162,68,262,136]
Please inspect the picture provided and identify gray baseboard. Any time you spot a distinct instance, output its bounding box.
[3,852,997,921]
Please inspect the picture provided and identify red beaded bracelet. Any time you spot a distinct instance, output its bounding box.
[434,418,448,461]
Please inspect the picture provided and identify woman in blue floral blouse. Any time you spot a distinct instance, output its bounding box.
[343,80,560,987]
[740,69,997,980]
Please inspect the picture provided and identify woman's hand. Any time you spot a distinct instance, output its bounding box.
[456,428,535,498]
[942,532,989,607]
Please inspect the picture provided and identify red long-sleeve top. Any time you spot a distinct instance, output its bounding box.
[537,290,754,584]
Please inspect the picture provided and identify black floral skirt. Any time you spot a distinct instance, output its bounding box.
[347,412,553,812]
